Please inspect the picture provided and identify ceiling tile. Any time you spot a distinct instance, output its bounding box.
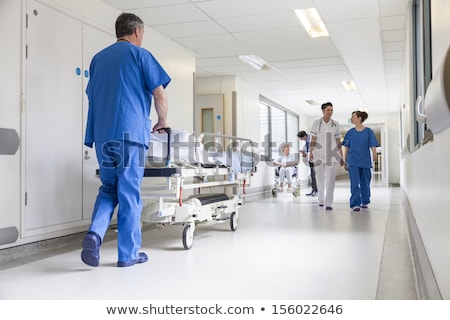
[153,20,227,38]
[103,0,190,10]
[131,4,209,25]
[217,12,299,33]
[380,15,406,30]
[100,0,407,117]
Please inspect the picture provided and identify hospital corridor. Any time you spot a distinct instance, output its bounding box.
[3,0,450,308]
[0,176,417,300]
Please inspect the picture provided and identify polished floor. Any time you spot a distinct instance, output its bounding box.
[0,175,417,300]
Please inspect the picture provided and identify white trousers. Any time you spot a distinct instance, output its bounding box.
[279,167,293,185]
[315,162,338,207]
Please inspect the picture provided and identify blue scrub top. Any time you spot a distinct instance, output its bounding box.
[342,127,378,168]
[84,41,171,148]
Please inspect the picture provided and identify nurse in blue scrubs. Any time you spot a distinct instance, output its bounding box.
[342,111,379,212]
[81,13,171,267]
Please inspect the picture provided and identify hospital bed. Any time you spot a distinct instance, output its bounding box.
[140,129,256,249]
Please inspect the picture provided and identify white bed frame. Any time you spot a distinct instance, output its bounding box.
[140,131,256,249]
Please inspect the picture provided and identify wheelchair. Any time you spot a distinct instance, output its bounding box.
[271,166,301,198]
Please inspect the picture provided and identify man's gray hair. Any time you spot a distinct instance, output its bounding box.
[115,13,144,38]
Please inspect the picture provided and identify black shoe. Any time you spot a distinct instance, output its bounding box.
[305,191,314,196]
[81,232,101,267]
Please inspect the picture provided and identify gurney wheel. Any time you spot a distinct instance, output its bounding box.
[182,224,194,250]
[230,212,238,231]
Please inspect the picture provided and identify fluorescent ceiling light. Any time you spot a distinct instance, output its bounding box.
[341,80,358,91]
[295,8,329,38]
[238,54,269,70]
[305,99,318,105]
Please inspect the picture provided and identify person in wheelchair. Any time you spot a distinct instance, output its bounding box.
[273,143,298,190]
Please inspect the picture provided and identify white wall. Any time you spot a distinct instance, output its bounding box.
[0,0,22,238]
[0,0,195,249]
[236,78,274,189]
[196,76,236,136]
[144,30,195,132]
[401,128,450,298]
[400,0,450,298]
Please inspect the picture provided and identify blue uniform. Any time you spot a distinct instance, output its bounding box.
[342,127,378,209]
[85,41,171,263]
[85,42,170,147]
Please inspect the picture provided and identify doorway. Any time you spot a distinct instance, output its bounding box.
[194,94,224,147]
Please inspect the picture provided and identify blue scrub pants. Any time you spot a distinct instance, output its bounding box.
[348,166,371,208]
[89,140,145,262]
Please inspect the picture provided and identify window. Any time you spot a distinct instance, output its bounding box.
[259,104,269,159]
[412,0,432,148]
[287,113,299,151]
[271,107,286,157]
[259,96,299,161]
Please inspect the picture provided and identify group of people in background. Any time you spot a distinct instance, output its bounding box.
[275,101,379,212]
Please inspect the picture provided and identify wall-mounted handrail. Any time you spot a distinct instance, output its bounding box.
[415,95,426,124]
[423,45,450,134]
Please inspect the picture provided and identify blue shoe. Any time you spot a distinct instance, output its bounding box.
[81,232,101,267]
[117,252,148,267]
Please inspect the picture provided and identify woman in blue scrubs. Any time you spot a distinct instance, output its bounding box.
[81,13,171,267]
[342,111,379,212]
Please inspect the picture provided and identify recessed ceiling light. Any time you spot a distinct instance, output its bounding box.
[295,8,329,38]
[238,55,269,70]
[341,80,358,91]
[305,99,318,105]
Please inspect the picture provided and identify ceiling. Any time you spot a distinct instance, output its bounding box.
[102,0,407,118]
